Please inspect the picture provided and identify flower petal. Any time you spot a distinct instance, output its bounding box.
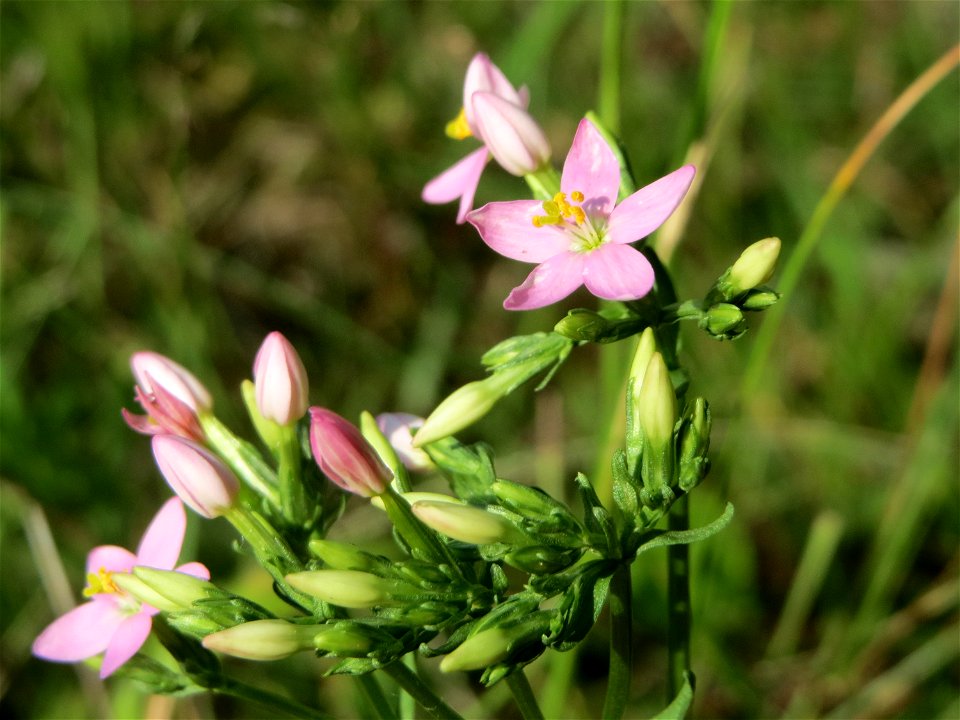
[463,53,524,129]
[175,561,211,580]
[472,93,550,176]
[87,545,137,576]
[422,147,490,224]
[561,119,621,218]
[32,598,125,663]
[582,244,655,301]
[503,253,586,310]
[100,612,153,678]
[606,165,696,245]
[468,200,570,263]
[135,497,186,570]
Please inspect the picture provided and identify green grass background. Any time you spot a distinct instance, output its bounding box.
[1,1,957,718]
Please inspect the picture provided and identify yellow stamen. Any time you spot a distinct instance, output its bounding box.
[83,567,120,597]
[531,190,589,228]
[444,107,472,140]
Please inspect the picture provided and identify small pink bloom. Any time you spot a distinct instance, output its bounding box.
[423,53,549,223]
[123,352,211,441]
[467,119,696,310]
[151,435,240,519]
[310,408,392,497]
[253,332,309,425]
[375,412,433,472]
[32,498,209,678]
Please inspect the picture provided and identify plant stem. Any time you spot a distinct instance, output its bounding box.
[382,660,463,720]
[277,425,308,526]
[666,494,691,701]
[399,653,417,720]
[598,0,624,134]
[216,676,330,719]
[602,562,633,720]
[357,672,397,720]
[506,670,545,720]
[200,413,281,509]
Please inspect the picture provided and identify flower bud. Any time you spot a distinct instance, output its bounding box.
[626,328,658,464]
[369,491,464,513]
[440,627,512,672]
[741,288,781,311]
[678,398,711,492]
[202,620,318,661]
[504,545,581,575]
[131,352,212,413]
[307,538,387,573]
[309,408,392,497]
[111,573,183,613]
[132,566,218,610]
[285,570,402,608]
[312,623,376,655]
[375,413,434,472]
[151,435,240,518]
[411,501,522,546]
[727,237,781,295]
[638,353,677,452]
[413,370,520,447]
[253,332,309,426]
[700,303,747,340]
[471,92,550,176]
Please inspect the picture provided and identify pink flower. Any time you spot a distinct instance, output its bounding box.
[122,352,212,441]
[467,119,696,310]
[253,332,309,425]
[422,53,550,223]
[151,435,240,519]
[309,408,392,497]
[375,412,433,472]
[32,498,209,678]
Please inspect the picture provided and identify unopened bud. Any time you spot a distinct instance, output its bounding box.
[127,566,217,611]
[375,413,434,472]
[700,303,747,340]
[413,371,519,447]
[727,237,781,296]
[504,545,581,575]
[412,501,522,546]
[741,288,781,311]
[312,623,376,655]
[309,408,392,497]
[202,620,318,661]
[307,538,386,573]
[440,627,512,673]
[472,92,550,176]
[637,353,677,452]
[151,435,240,518]
[253,332,309,426]
[285,570,404,608]
[370,491,464,513]
[678,398,711,492]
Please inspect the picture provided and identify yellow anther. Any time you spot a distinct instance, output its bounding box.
[541,200,560,216]
[570,190,585,202]
[83,567,120,597]
[572,206,586,224]
[444,107,472,140]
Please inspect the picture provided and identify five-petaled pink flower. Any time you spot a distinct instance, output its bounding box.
[32,498,209,678]
[467,119,696,310]
[122,351,212,442]
[422,52,550,224]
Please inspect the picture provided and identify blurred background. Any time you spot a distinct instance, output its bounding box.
[1,1,957,718]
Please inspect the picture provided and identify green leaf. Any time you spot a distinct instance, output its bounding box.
[652,672,695,719]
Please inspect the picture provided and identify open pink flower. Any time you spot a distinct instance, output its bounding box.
[422,53,550,223]
[32,498,209,678]
[467,119,696,310]
[122,352,211,441]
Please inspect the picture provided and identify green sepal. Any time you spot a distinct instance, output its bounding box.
[151,615,222,689]
[544,564,612,651]
[111,654,199,696]
[575,473,618,555]
[424,437,498,504]
[480,331,574,392]
[610,449,639,521]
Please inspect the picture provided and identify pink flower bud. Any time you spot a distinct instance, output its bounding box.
[462,53,527,134]
[375,413,433,472]
[151,435,240,518]
[309,408,392,497]
[131,352,212,413]
[253,332,309,425]
[471,92,550,176]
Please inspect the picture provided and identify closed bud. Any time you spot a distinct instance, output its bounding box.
[285,570,403,608]
[370,491,464,513]
[133,566,219,609]
[700,303,747,340]
[111,573,183,613]
[727,237,781,295]
[312,623,376,656]
[413,370,520,447]
[741,288,781,311]
[309,408,393,497]
[375,413,434,472]
[412,501,522,546]
[472,92,550,176]
[626,328,658,468]
[253,332,309,426]
[202,620,319,661]
[637,353,677,452]
[440,627,512,673]
[504,545,581,575]
[151,435,240,518]
[307,538,386,573]
[678,398,711,492]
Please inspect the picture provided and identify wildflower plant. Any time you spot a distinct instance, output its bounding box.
[31,42,785,720]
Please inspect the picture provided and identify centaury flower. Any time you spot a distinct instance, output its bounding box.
[467,119,696,310]
[32,498,209,678]
[122,351,212,441]
[423,52,550,223]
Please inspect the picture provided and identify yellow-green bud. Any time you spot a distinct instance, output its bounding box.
[411,501,522,545]
[312,623,376,655]
[626,328,659,466]
[111,573,184,613]
[727,237,781,295]
[307,538,384,573]
[439,627,513,672]
[202,620,318,661]
[413,369,521,447]
[285,570,401,608]
[369,491,464,512]
[117,567,216,612]
[638,353,677,451]
[701,303,746,339]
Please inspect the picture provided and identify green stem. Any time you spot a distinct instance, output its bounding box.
[216,676,330,720]
[200,413,281,509]
[506,670,545,720]
[598,0,624,134]
[602,563,633,720]
[666,494,691,701]
[277,425,308,526]
[525,166,561,200]
[357,672,397,720]
[379,487,465,580]
[382,660,463,720]
[399,653,417,720]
